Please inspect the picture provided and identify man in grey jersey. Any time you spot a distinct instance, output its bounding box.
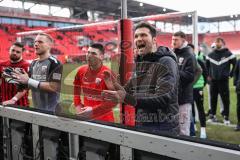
[12,33,67,160]
[13,33,62,112]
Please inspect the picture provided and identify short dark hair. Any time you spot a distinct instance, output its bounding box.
[90,43,104,54]
[12,42,25,52]
[215,37,225,45]
[173,31,186,39]
[187,43,195,49]
[37,33,54,43]
[135,21,157,37]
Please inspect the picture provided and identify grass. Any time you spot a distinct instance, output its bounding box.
[203,79,238,124]
[201,79,240,145]
[196,123,240,144]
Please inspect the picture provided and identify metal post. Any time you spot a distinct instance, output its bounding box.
[192,11,198,53]
[3,118,11,160]
[120,0,131,125]
[48,5,51,16]
[164,22,166,32]
[32,124,40,160]
[121,0,127,19]
[69,133,79,160]
[21,0,24,9]
[234,19,236,31]
[120,146,133,160]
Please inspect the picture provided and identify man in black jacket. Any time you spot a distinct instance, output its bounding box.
[172,31,197,136]
[102,22,180,134]
[234,59,240,131]
[206,37,236,125]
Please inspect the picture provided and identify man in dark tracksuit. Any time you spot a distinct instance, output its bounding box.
[172,32,197,136]
[102,22,180,134]
[206,37,236,125]
[233,59,240,131]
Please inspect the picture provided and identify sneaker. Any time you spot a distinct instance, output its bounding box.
[223,119,230,125]
[207,115,218,123]
[200,132,207,139]
[234,125,240,131]
[200,127,207,139]
[223,116,230,125]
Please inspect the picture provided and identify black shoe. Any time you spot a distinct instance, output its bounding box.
[235,125,240,131]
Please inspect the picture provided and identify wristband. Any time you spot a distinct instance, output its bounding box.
[28,78,40,89]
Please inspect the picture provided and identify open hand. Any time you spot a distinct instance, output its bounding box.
[12,69,29,84]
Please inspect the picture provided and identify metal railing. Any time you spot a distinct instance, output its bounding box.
[0,105,240,160]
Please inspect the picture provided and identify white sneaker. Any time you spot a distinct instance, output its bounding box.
[207,116,218,123]
[200,127,207,139]
[223,119,230,125]
[200,132,207,139]
[207,119,212,123]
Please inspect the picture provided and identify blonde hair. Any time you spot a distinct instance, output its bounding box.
[37,33,54,43]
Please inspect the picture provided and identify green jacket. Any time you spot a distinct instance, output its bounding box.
[194,52,205,88]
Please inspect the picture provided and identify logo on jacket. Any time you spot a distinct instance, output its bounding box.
[178,57,184,65]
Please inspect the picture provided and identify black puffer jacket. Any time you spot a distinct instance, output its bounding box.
[124,46,179,134]
[206,48,236,81]
[174,46,196,105]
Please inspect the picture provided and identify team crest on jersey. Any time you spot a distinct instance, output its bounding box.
[95,78,102,85]
[42,66,47,74]
[178,57,184,65]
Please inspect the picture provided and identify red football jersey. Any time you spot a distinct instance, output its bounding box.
[0,59,30,107]
[74,65,116,122]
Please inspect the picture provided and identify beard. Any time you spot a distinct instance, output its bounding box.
[216,45,222,50]
[10,55,21,62]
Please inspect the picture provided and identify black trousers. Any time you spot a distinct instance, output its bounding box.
[192,88,206,127]
[0,117,3,159]
[236,94,240,125]
[210,80,230,119]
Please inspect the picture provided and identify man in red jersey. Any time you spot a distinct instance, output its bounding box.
[0,42,29,106]
[73,43,116,122]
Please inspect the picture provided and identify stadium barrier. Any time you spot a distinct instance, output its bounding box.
[0,105,240,160]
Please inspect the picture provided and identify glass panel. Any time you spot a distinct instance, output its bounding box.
[1,12,239,151]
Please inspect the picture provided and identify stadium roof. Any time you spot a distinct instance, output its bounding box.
[4,0,240,22]
[136,0,240,18]
[18,0,177,18]
[12,0,199,25]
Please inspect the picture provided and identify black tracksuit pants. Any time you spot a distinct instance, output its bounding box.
[236,94,240,125]
[210,79,230,120]
[192,88,206,127]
